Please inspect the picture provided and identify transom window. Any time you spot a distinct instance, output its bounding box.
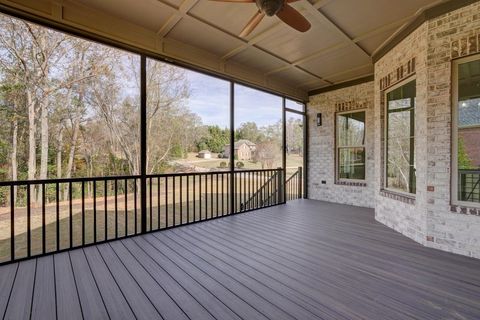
[453,55,480,206]
[336,111,366,180]
[385,79,416,194]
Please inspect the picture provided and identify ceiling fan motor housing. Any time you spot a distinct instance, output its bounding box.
[256,0,284,16]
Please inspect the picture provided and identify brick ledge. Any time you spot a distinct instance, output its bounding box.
[450,205,480,216]
[379,189,416,205]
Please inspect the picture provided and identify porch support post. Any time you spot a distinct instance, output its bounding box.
[140,55,147,233]
[229,81,235,214]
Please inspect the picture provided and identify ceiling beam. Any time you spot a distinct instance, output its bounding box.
[155,0,200,38]
[296,63,373,89]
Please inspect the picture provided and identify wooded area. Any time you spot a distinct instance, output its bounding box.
[0,15,303,206]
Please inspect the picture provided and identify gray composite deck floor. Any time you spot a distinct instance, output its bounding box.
[0,199,480,320]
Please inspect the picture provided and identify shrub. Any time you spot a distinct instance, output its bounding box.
[236,161,244,168]
[219,161,227,168]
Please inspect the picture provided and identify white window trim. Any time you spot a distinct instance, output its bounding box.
[336,109,367,183]
[452,53,480,208]
[383,76,416,197]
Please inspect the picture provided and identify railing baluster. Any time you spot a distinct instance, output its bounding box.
[187,175,190,223]
[165,177,168,228]
[42,183,46,254]
[114,179,118,239]
[149,177,152,231]
[204,174,208,219]
[134,179,138,234]
[93,181,97,243]
[56,183,60,252]
[226,173,229,215]
[221,173,224,216]
[173,176,176,226]
[193,175,196,222]
[69,181,73,249]
[199,175,201,220]
[10,185,15,261]
[27,184,31,257]
[180,176,183,225]
[157,177,160,230]
[82,181,86,245]
[104,180,107,241]
[125,179,128,236]
[210,174,213,219]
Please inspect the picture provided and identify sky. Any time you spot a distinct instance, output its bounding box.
[185,70,287,128]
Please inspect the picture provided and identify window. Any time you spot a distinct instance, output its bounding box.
[336,111,366,180]
[385,79,416,194]
[453,55,480,206]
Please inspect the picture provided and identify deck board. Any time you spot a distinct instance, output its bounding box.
[0,199,479,320]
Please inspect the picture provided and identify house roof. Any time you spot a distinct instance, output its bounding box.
[226,139,256,150]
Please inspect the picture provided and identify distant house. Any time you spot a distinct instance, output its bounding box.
[197,150,212,159]
[224,140,256,160]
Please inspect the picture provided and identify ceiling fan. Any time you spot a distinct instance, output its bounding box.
[210,0,311,37]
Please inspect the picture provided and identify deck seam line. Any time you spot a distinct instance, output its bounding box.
[28,259,38,320]
[80,248,111,320]
[1,263,19,320]
[67,252,85,320]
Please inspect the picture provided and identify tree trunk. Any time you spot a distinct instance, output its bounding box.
[10,111,18,205]
[38,100,49,202]
[57,128,63,179]
[26,91,36,181]
[64,120,79,200]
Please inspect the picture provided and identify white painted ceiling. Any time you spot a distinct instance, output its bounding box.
[75,0,443,93]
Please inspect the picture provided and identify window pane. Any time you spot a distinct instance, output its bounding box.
[338,148,365,180]
[234,84,282,170]
[337,111,365,147]
[386,80,416,193]
[0,15,140,181]
[457,59,480,203]
[146,60,230,174]
[286,112,304,179]
[285,99,304,112]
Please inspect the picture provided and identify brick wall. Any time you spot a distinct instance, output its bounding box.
[308,2,480,259]
[308,82,375,208]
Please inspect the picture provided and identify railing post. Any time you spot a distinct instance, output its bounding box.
[298,167,303,199]
[277,168,284,204]
[140,55,147,234]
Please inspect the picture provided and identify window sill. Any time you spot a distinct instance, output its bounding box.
[380,189,416,205]
[450,204,480,216]
[335,180,367,187]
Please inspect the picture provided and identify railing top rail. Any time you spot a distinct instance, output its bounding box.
[0,174,142,187]
[0,168,284,186]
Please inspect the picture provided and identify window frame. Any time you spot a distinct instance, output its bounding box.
[452,53,480,208]
[383,77,416,196]
[335,109,367,183]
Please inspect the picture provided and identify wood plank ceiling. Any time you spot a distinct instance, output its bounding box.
[3,0,445,99]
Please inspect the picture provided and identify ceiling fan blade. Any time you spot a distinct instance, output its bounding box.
[239,11,265,38]
[276,4,311,32]
[209,0,254,2]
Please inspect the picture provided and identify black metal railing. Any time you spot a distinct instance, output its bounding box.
[285,167,303,201]
[239,169,284,211]
[459,169,480,203]
[0,168,285,264]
